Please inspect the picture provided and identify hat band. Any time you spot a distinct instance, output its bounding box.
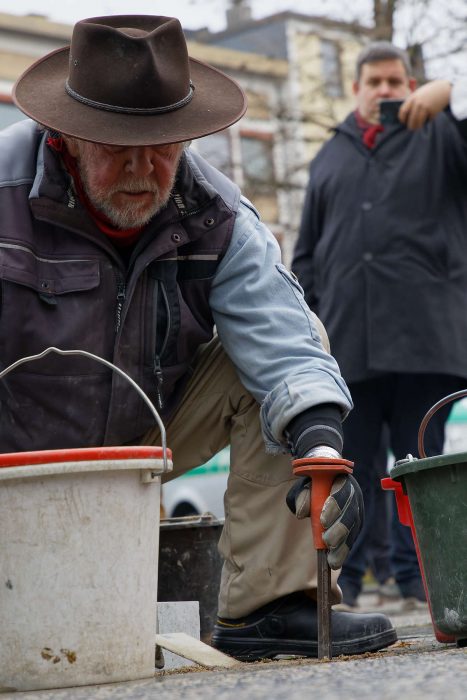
[65,80,195,114]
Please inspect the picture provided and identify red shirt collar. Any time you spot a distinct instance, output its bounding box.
[354,110,384,149]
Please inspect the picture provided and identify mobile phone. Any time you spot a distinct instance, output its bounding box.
[379,99,403,125]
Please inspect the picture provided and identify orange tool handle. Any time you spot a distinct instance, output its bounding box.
[292,457,354,549]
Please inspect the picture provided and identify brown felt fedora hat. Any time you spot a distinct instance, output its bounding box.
[13,15,247,146]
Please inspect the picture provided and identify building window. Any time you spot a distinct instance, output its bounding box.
[193,128,279,223]
[194,132,233,178]
[320,39,343,98]
[239,130,278,223]
[240,131,274,188]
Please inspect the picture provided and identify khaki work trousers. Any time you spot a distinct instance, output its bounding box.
[143,333,341,619]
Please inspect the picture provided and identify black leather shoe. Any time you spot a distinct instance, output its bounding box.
[211,591,397,660]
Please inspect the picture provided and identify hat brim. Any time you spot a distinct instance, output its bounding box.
[13,47,247,146]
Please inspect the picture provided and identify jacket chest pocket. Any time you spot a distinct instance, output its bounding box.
[0,243,106,364]
[146,262,180,366]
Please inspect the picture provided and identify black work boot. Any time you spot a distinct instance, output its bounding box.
[211,591,397,660]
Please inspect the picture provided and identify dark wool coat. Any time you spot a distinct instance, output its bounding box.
[293,110,467,384]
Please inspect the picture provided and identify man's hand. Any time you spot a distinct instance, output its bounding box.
[286,472,364,569]
[399,80,452,130]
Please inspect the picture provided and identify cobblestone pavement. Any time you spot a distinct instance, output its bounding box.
[5,587,466,700]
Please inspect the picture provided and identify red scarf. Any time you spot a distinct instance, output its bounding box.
[354,111,384,149]
[47,136,144,247]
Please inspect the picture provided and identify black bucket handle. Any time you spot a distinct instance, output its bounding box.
[418,389,467,458]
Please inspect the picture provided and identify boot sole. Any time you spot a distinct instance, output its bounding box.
[212,627,398,661]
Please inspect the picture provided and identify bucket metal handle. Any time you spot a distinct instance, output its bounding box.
[0,346,169,472]
[418,388,467,458]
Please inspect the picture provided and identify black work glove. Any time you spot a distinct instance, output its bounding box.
[286,472,364,570]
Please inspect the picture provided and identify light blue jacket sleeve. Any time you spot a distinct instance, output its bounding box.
[210,197,353,453]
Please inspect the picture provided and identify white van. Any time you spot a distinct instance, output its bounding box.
[162,446,230,519]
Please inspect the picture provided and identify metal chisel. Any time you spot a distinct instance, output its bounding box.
[292,457,354,659]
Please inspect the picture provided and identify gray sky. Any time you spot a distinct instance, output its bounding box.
[0,0,464,80]
[0,0,372,31]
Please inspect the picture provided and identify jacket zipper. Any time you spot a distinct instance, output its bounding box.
[115,278,126,334]
[67,185,76,209]
[153,280,172,411]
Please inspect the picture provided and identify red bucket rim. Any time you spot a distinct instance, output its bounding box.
[0,445,170,468]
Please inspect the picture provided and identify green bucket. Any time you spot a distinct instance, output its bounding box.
[391,451,467,641]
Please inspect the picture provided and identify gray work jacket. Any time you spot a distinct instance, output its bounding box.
[0,120,351,453]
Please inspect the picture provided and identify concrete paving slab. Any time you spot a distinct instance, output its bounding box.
[156,601,200,670]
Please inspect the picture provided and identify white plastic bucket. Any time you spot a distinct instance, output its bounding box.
[0,446,172,692]
[0,348,173,691]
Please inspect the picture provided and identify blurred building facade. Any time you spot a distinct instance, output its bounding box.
[0,9,369,263]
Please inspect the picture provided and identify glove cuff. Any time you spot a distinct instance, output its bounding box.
[285,404,343,458]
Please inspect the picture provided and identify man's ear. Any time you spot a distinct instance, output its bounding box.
[352,80,360,96]
[409,77,417,92]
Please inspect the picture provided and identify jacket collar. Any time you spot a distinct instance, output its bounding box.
[30,134,235,260]
[335,111,406,153]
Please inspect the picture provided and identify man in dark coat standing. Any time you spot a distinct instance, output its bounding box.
[292,41,467,609]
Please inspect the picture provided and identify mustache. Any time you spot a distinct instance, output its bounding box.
[107,179,160,195]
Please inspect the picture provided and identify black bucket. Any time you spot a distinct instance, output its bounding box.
[158,513,224,642]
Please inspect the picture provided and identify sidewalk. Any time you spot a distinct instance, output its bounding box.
[7,584,466,700]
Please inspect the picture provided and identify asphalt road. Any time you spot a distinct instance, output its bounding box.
[4,591,466,700]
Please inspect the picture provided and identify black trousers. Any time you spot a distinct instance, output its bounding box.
[338,372,464,601]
